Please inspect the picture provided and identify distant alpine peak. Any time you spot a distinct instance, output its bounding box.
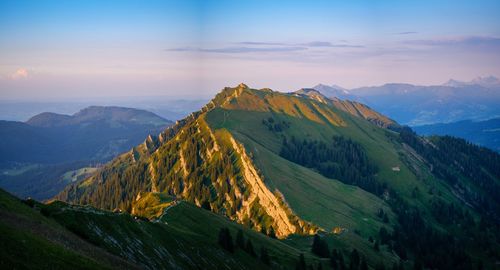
[308,83,352,100]
[293,88,330,103]
[314,83,350,93]
[443,79,464,87]
[472,75,500,86]
[443,75,500,88]
[237,82,249,89]
[295,87,323,95]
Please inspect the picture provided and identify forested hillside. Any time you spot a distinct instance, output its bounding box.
[0,106,172,201]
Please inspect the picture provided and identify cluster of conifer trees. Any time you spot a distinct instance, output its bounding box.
[280,135,383,195]
[262,117,291,132]
[304,235,372,270]
[217,228,269,265]
[386,196,461,268]
[399,127,499,217]
[396,127,499,268]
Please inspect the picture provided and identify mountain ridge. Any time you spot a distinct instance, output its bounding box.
[413,117,500,152]
[55,84,500,269]
[26,105,168,127]
[443,75,500,88]
[56,84,396,238]
[312,79,500,125]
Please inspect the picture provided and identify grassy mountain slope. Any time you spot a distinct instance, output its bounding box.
[56,84,499,269]
[1,187,331,270]
[0,188,138,270]
[206,108,395,235]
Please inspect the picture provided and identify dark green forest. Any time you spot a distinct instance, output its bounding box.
[279,129,499,269]
[280,135,383,195]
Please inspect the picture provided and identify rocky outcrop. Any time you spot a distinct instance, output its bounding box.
[228,136,297,237]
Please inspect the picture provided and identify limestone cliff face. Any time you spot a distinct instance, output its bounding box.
[228,136,297,237]
[146,112,314,238]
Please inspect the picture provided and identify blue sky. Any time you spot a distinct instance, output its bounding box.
[1,0,499,100]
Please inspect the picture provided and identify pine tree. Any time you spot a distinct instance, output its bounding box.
[260,247,270,265]
[375,262,385,270]
[349,249,360,270]
[244,239,256,257]
[398,260,404,270]
[383,213,389,223]
[236,229,245,249]
[268,226,277,239]
[360,257,368,270]
[217,227,234,253]
[295,253,306,270]
[378,208,385,218]
[412,261,422,270]
[201,200,211,210]
[379,227,390,245]
[311,234,330,258]
[338,252,346,270]
[331,249,339,269]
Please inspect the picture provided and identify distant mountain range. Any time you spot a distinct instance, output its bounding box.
[0,98,208,122]
[0,106,172,200]
[443,75,500,88]
[413,117,500,152]
[312,76,500,126]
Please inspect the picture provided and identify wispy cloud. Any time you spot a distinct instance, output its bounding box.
[167,40,365,54]
[395,31,418,35]
[167,46,307,53]
[235,41,286,46]
[238,40,365,48]
[302,41,364,48]
[167,46,199,52]
[405,36,500,47]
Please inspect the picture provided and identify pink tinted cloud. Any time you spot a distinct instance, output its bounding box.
[9,68,29,80]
